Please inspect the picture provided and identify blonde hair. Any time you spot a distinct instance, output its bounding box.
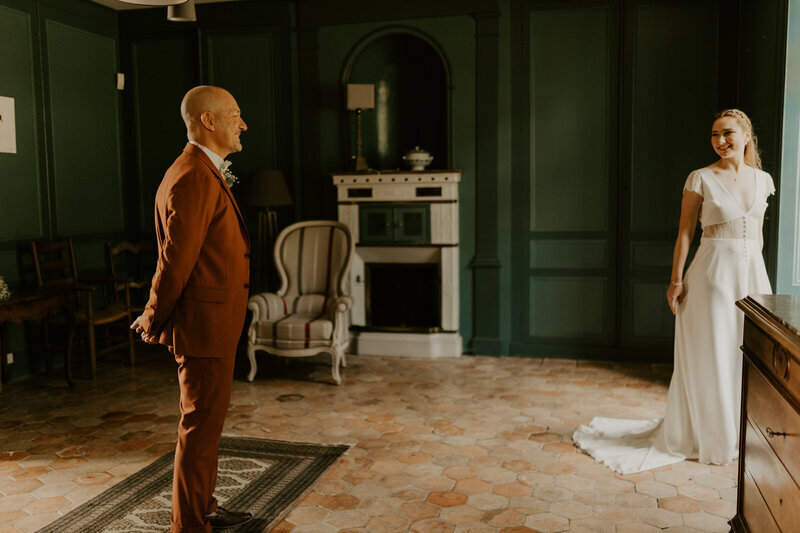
[714,109,762,169]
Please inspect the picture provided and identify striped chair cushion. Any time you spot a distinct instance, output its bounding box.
[255,313,333,342]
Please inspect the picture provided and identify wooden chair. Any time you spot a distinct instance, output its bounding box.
[106,241,156,315]
[30,238,135,379]
[246,221,354,384]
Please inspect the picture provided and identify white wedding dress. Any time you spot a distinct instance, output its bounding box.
[573,167,775,474]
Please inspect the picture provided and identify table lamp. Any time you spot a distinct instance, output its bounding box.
[242,170,293,292]
[346,83,375,172]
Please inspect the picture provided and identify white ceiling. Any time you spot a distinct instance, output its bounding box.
[89,0,239,10]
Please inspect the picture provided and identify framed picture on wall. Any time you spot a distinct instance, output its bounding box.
[0,96,16,154]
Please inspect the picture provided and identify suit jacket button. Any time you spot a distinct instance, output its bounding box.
[244,253,250,259]
[244,283,250,289]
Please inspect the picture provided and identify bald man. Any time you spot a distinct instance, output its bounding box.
[131,86,252,532]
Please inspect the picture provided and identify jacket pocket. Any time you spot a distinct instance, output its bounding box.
[183,286,227,303]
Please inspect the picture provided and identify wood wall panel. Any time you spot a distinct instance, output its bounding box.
[529,277,608,339]
[622,0,718,349]
[0,4,44,241]
[205,30,278,178]
[519,2,617,350]
[529,7,609,232]
[628,2,717,233]
[131,37,196,231]
[46,20,123,236]
[530,240,607,269]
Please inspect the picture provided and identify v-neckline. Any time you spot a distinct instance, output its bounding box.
[704,166,757,214]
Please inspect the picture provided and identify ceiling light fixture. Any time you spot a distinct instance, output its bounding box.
[117,0,187,5]
[167,0,196,21]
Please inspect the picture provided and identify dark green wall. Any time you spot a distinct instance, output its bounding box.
[510,0,787,361]
[0,0,123,381]
[0,0,791,385]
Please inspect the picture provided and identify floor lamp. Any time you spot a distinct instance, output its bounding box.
[346,83,375,172]
[242,170,293,293]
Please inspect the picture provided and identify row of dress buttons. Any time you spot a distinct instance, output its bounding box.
[742,216,750,267]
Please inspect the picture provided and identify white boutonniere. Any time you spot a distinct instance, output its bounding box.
[220,160,238,188]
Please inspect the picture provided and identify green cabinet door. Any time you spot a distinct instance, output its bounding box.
[360,205,393,243]
[359,204,430,244]
[393,205,430,243]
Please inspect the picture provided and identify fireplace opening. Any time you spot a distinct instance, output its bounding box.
[365,263,440,331]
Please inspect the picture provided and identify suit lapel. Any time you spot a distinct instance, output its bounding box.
[183,143,250,245]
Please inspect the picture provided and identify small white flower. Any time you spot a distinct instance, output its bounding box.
[0,276,11,302]
[221,161,238,188]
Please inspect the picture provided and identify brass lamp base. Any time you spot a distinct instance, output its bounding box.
[353,155,369,172]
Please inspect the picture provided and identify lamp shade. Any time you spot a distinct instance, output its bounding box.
[346,84,375,110]
[242,170,293,208]
[118,0,187,5]
[167,0,196,21]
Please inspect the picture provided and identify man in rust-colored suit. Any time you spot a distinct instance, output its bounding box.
[131,85,252,532]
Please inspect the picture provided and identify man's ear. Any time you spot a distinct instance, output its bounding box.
[200,111,215,131]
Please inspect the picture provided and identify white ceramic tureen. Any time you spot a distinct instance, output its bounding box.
[402,146,434,171]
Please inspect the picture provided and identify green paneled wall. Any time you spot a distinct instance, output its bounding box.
[47,19,123,235]
[205,30,278,177]
[517,2,617,354]
[529,7,610,233]
[0,0,122,383]
[628,2,717,233]
[621,0,718,348]
[529,277,608,339]
[131,37,197,231]
[0,4,44,241]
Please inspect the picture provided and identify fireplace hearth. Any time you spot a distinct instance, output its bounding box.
[365,263,440,330]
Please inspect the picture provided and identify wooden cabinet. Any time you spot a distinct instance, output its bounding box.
[358,204,430,244]
[734,295,800,533]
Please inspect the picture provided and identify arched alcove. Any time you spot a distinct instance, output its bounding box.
[342,29,450,171]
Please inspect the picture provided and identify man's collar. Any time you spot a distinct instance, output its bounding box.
[188,140,225,172]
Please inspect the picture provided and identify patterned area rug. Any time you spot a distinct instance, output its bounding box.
[38,437,350,532]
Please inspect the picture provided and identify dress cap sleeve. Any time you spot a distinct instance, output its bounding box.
[765,171,776,197]
[683,170,703,197]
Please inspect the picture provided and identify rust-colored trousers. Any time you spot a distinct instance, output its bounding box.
[170,354,236,533]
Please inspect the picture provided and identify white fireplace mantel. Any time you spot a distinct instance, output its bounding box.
[333,170,462,358]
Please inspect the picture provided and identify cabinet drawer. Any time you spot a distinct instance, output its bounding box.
[747,362,800,486]
[742,469,780,533]
[743,320,775,371]
[744,319,800,406]
[744,418,800,531]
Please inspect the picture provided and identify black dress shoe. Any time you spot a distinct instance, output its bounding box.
[206,507,253,529]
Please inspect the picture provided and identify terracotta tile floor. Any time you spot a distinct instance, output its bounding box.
[0,349,738,532]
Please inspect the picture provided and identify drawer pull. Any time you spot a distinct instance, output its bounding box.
[766,427,788,438]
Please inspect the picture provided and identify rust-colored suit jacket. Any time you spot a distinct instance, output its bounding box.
[140,143,250,358]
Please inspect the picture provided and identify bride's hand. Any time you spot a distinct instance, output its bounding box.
[667,283,684,315]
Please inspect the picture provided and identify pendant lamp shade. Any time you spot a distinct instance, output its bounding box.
[167,0,196,21]
[117,0,187,5]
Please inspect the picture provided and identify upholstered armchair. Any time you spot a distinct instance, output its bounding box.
[247,221,354,384]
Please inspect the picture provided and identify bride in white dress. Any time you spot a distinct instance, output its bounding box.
[573,109,776,474]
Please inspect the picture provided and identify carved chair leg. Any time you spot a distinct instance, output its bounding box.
[42,318,53,375]
[88,324,97,380]
[64,309,75,388]
[247,346,257,382]
[331,349,342,385]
